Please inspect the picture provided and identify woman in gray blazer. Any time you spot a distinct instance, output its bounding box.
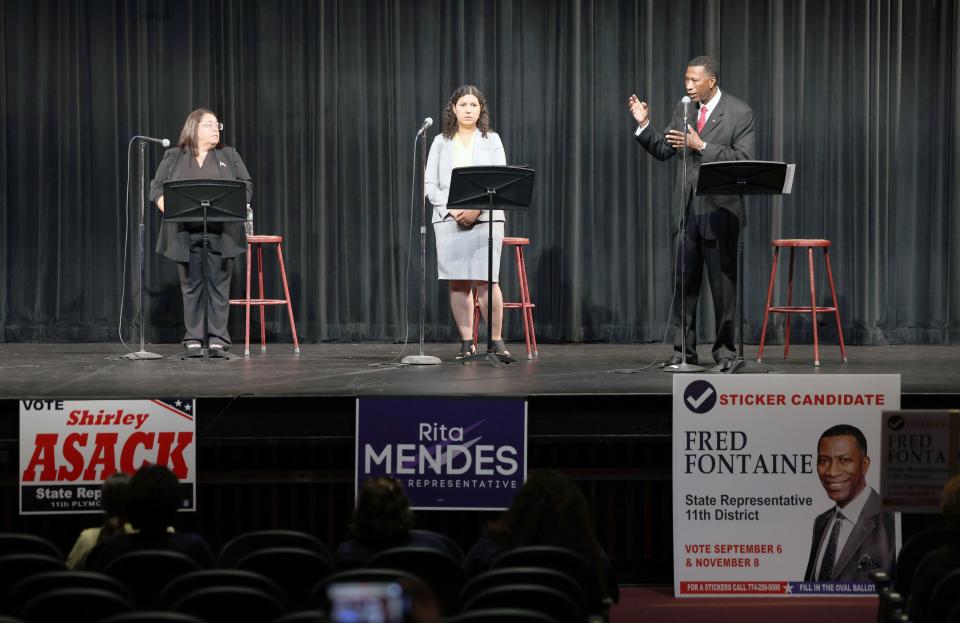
[149,109,253,352]
[425,85,508,359]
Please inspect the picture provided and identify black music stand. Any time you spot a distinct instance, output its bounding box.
[696,160,794,374]
[447,165,535,368]
[163,179,247,361]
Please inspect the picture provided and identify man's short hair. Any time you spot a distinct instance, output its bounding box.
[128,463,180,533]
[818,424,868,455]
[688,55,719,80]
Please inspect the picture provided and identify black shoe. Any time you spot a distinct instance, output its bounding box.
[455,339,476,360]
[209,337,230,352]
[712,358,735,372]
[491,339,511,358]
[660,354,698,368]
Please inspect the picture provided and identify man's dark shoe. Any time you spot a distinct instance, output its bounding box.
[660,353,699,368]
[712,357,735,372]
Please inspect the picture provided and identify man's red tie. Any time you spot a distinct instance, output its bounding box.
[697,106,708,133]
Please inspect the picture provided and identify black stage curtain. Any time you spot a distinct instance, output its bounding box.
[1,0,957,345]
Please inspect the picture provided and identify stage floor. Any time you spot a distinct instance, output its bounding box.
[0,342,957,399]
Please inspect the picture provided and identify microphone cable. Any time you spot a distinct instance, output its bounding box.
[106,137,140,360]
[613,221,681,373]
[370,130,422,367]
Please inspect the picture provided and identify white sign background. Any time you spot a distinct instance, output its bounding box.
[673,374,900,598]
[19,399,197,515]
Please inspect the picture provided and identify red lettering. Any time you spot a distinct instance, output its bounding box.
[82,433,119,481]
[120,432,154,473]
[57,433,88,481]
[21,434,59,482]
[166,432,194,479]
[155,431,175,467]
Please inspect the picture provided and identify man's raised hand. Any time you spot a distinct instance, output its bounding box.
[628,94,649,127]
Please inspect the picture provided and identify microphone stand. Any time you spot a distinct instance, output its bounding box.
[665,99,704,373]
[123,139,162,360]
[402,122,442,365]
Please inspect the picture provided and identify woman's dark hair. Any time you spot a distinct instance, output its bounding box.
[127,463,181,534]
[441,85,492,139]
[487,470,608,593]
[350,476,415,547]
[177,108,224,156]
[97,472,131,541]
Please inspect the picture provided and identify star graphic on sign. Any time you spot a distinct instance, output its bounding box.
[184,404,192,412]
[175,400,183,407]
[784,583,793,594]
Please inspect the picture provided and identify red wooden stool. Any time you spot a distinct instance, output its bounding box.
[757,239,847,367]
[472,236,538,359]
[229,235,300,357]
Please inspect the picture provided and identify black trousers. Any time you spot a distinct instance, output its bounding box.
[672,210,738,363]
[176,233,233,346]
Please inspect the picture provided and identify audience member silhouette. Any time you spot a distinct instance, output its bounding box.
[463,469,618,603]
[66,471,132,569]
[86,463,215,571]
[908,473,960,622]
[334,476,453,569]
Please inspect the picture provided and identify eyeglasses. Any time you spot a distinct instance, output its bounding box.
[200,122,224,131]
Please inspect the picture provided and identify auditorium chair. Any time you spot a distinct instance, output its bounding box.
[173,586,286,623]
[491,546,600,612]
[891,527,950,597]
[271,611,327,623]
[0,534,62,559]
[234,547,333,610]
[0,554,65,611]
[869,570,893,592]
[927,568,960,623]
[100,612,207,623]
[218,529,332,568]
[312,568,427,610]
[409,528,466,562]
[447,609,560,623]
[462,584,582,623]
[367,546,464,614]
[8,570,132,615]
[18,587,133,623]
[877,586,902,623]
[460,567,586,614]
[160,569,287,610]
[948,600,960,623]
[882,592,906,623]
[103,550,202,608]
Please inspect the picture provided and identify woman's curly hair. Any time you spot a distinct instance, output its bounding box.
[350,476,415,547]
[441,85,492,139]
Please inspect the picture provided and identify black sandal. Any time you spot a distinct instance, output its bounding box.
[491,339,511,357]
[456,339,476,360]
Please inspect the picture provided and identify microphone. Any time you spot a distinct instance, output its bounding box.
[681,96,691,126]
[415,117,433,136]
[134,135,171,147]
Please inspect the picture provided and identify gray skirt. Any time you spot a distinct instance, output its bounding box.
[434,218,504,281]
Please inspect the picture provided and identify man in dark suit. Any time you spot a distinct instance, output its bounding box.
[628,56,755,370]
[804,424,896,583]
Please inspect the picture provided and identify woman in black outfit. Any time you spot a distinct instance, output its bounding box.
[149,108,253,351]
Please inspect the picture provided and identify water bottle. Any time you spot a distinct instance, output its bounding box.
[244,204,254,236]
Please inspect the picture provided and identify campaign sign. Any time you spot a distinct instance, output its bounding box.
[673,375,900,598]
[881,410,960,513]
[19,399,197,515]
[356,398,527,510]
